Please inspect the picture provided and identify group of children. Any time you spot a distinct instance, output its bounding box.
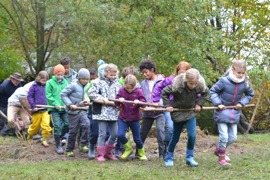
[7,58,254,167]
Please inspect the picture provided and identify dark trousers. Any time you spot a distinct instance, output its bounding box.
[140,114,165,158]
[66,112,90,152]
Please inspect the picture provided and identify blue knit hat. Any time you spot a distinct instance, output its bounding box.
[97,59,105,67]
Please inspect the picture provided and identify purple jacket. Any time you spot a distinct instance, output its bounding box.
[152,75,175,102]
[28,81,47,111]
[115,87,146,121]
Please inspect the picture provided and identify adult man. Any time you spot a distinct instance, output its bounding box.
[0,73,23,135]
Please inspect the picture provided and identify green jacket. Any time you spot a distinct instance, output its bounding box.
[46,76,68,112]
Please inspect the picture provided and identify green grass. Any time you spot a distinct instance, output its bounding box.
[1,134,270,179]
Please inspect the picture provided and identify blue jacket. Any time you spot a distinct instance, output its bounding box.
[210,75,254,123]
[61,80,89,114]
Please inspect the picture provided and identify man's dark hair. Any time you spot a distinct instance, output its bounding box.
[60,58,70,65]
[138,59,156,72]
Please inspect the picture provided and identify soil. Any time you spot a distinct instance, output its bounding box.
[0,127,244,163]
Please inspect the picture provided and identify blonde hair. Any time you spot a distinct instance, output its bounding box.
[174,61,191,75]
[124,74,137,88]
[35,71,49,82]
[104,63,119,77]
[225,59,250,88]
[184,68,207,92]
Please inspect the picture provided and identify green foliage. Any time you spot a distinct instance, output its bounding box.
[0,6,25,81]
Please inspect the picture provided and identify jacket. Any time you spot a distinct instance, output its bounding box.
[27,81,47,112]
[0,79,22,108]
[141,74,164,118]
[64,68,77,84]
[162,74,208,122]
[46,76,68,113]
[61,80,89,114]
[8,81,34,106]
[152,75,175,103]
[115,86,146,121]
[88,77,121,121]
[210,75,254,123]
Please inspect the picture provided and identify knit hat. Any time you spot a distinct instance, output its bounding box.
[53,64,65,75]
[98,63,107,77]
[77,68,90,79]
[97,59,105,66]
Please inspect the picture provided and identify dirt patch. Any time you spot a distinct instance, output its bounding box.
[0,127,245,162]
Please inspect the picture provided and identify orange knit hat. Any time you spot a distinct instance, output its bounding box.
[53,64,65,75]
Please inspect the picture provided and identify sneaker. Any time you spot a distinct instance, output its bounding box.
[61,139,67,146]
[80,145,89,153]
[32,134,42,140]
[66,151,75,157]
[41,138,49,147]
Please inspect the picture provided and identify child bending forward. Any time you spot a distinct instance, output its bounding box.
[115,74,147,160]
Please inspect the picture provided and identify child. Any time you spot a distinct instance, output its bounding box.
[138,59,166,159]
[27,71,52,147]
[85,67,110,159]
[46,64,69,154]
[210,60,254,166]
[88,63,121,162]
[162,68,208,167]
[115,74,147,160]
[60,58,78,84]
[152,61,191,151]
[61,68,91,157]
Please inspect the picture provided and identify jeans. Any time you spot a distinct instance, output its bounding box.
[118,118,143,149]
[141,114,165,158]
[168,117,196,153]
[164,111,173,143]
[217,123,237,150]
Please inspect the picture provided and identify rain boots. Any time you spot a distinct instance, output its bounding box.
[55,135,64,154]
[186,149,198,167]
[88,143,95,159]
[215,148,231,166]
[137,147,147,160]
[121,140,133,160]
[104,143,117,160]
[96,146,106,162]
[164,151,174,167]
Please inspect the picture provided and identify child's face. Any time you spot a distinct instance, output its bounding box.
[186,80,198,90]
[40,78,47,85]
[62,64,70,75]
[106,71,117,81]
[233,67,246,79]
[79,78,90,85]
[55,72,64,81]
[141,68,155,80]
[124,84,135,93]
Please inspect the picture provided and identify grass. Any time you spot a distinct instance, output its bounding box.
[0,134,270,179]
